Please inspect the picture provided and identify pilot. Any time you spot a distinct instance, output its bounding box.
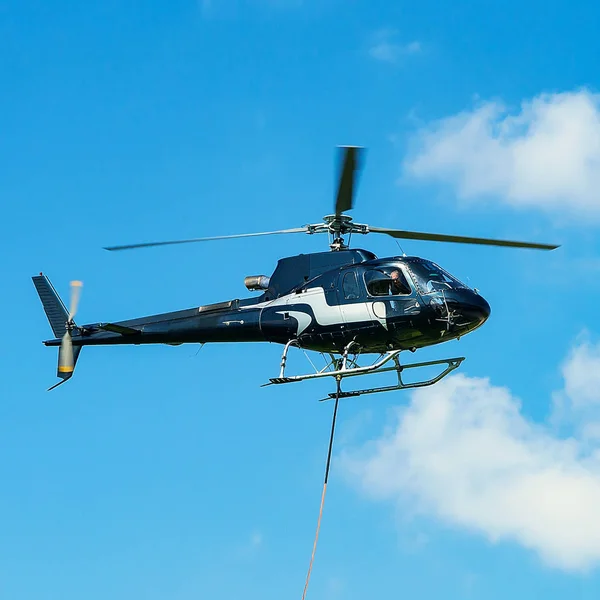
[390,270,407,295]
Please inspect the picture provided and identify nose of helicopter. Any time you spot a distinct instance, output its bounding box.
[459,290,491,328]
[426,288,490,334]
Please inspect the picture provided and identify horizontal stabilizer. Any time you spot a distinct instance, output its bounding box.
[97,323,141,335]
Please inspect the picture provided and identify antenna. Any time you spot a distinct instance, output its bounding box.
[394,239,407,257]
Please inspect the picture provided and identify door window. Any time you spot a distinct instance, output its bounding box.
[342,271,361,300]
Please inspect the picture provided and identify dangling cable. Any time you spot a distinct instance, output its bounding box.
[301,377,342,600]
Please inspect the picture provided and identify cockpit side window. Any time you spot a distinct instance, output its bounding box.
[342,271,361,300]
[364,267,412,297]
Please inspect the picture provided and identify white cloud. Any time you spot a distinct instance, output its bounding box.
[562,338,600,407]
[369,29,422,64]
[340,341,600,572]
[403,89,600,219]
[552,336,600,438]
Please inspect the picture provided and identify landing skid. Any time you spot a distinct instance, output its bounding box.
[263,339,465,399]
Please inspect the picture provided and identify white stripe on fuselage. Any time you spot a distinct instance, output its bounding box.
[276,310,312,335]
[241,287,386,330]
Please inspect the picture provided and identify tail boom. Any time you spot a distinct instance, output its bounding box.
[34,274,266,389]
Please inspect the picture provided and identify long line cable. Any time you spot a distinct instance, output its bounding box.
[301,377,342,600]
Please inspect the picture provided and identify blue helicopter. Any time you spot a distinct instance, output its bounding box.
[33,147,558,395]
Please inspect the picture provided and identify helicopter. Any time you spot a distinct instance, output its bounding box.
[33,146,559,395]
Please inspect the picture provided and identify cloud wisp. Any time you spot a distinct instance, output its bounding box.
[232,530,264,560]
[341,337,600,573]
[403,89,600,219]
[369,29,422,64]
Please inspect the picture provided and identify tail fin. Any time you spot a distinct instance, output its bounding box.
[32,274,83,390]
[32,274,70,338]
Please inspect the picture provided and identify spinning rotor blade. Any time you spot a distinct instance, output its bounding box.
[104,227,309,251]
[68,280,83,321]
[369,227,559,250]
[59,280,83,375]
[334,146,364,217]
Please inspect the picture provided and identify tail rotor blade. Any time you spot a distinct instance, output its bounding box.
[58,280,82,377]
[68,280,83,321]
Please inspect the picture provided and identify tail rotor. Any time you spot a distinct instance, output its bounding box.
[32,274,86,391]
[57,280,83,378]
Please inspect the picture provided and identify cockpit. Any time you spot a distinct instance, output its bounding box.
[404,259,468,294]
[360,258,469,299]
[364,267,412,297]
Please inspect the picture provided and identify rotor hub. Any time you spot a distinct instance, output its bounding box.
[322,214,353,230]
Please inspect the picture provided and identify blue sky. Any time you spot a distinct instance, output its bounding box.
[4,0,600,597]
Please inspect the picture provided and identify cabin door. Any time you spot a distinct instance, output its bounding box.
[337,271,372,328]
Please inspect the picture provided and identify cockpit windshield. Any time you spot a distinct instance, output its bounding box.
[406,260,468,294]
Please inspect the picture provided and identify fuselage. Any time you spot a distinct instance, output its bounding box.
[43,253,490,355]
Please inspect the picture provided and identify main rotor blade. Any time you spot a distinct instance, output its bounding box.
[334,146,364,217]
[104,227,309,251]
[369,226,559,250]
